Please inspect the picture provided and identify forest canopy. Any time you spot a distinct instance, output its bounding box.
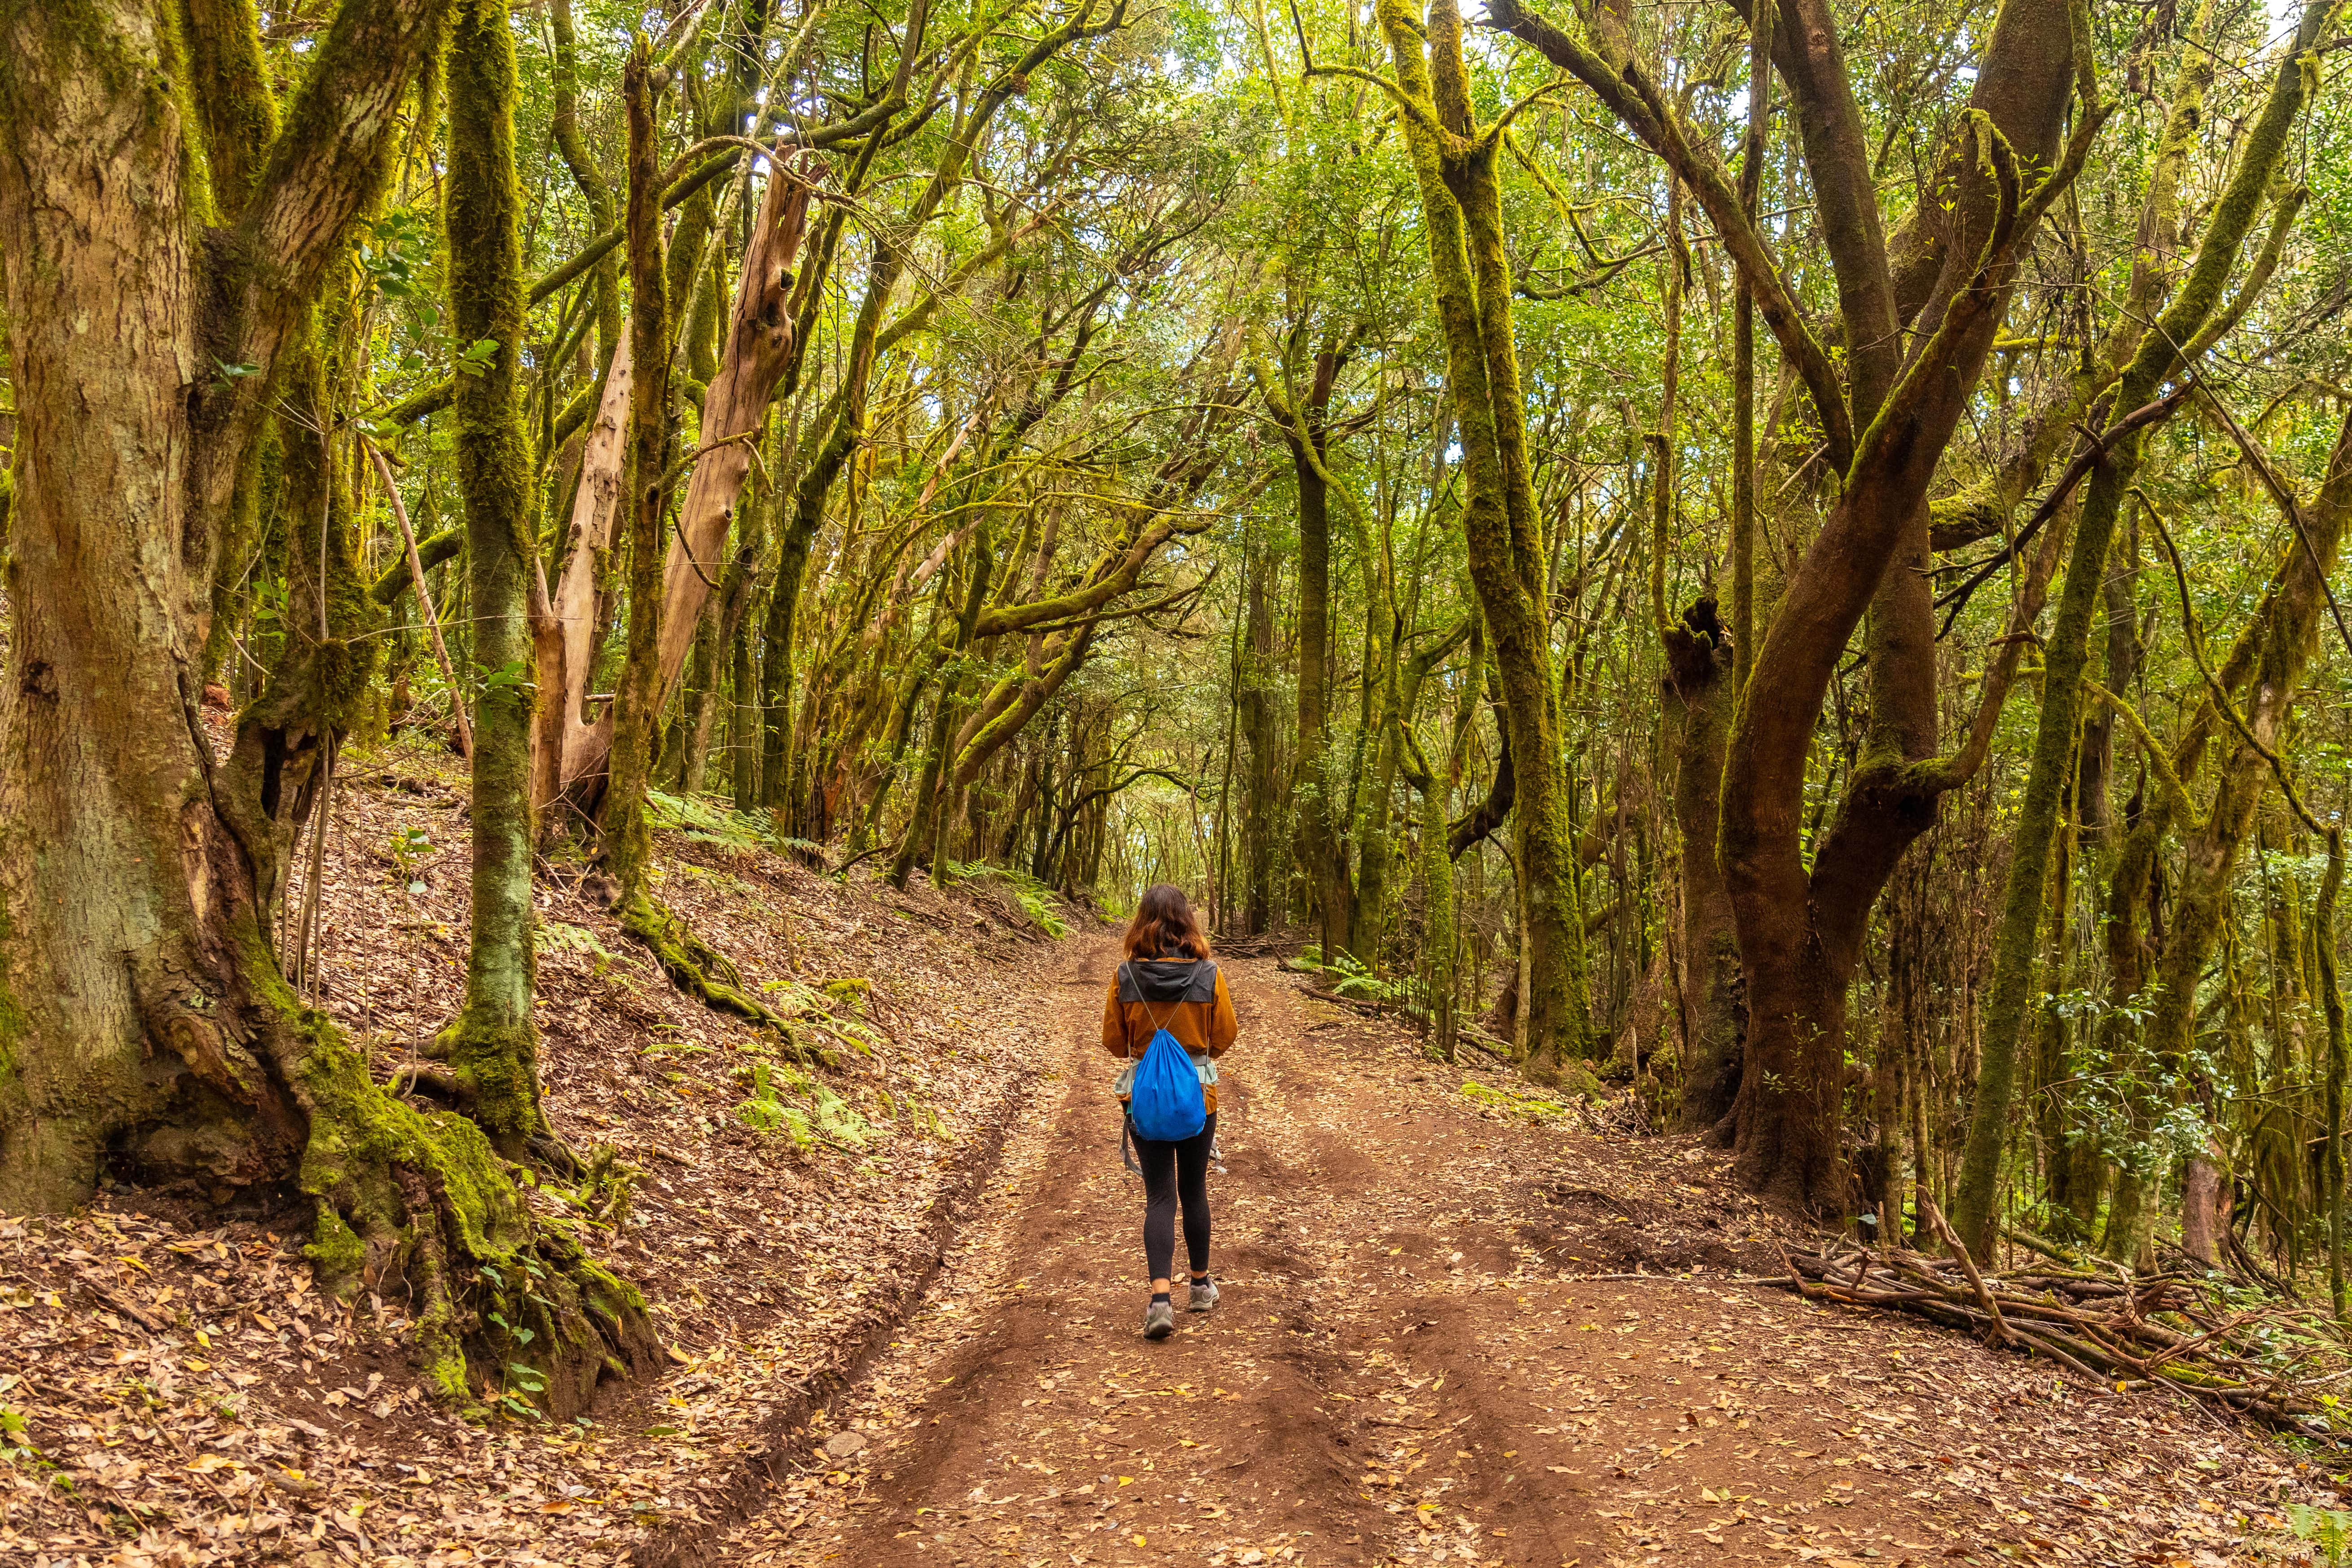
[5,0,2352,1407]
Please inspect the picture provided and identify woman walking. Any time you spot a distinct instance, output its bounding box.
[1102,884,1237,1340]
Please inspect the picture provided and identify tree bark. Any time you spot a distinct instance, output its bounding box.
[2179,1146,2230,1267]
[1240,529,1280,932]
[1251,339,1354,961]
[436,0,550,1156]
[0,0,652,1415]
[1377,0,1590,1070]
[529,332,631,832]
[1665,601,1741,1129]
[1493,0,2074,1203]
[549,0,620,360]
[599,40,673,896]
[1953,0,2329,1253]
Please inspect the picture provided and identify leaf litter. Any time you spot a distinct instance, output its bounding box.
[0,735,2342,1567]
[1,734,1074,1568]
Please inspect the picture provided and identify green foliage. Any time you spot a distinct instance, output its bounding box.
[734,1059,877,1151]
[1460,1079,1578,1121]
[207,358,262,393]
[453,337,502,378]
[1297,945,1400,1003]
[2287,1503,2352,1564]
[538,918,617,970]
[947,861,1071,937]
[0,1402,35,1464]
[470,657,536,714]
[548,1143,636,1230]
[360,209,435,303]
[388,825,434,891]
[647,790,774,852]
[756,975,885,1057]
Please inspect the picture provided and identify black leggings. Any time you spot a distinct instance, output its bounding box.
[1133,1111,1216,1282]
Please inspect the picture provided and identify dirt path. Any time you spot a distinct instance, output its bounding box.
[714,941,2305,1568]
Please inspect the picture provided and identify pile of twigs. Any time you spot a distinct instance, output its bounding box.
[1776,1203,2351,1437]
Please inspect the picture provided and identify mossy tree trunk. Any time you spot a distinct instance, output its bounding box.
[1239,525,1281,933]
[699,472,769,803]
[1664,601,1741,1132]
[1951,0,2334,1254]
[1492,0,2076,1202]
[599,37,673,898]
[891,527,994,888]
[1402,616,1482,1060]
[1642,217,1743,1132]
[1346,466,1407,969]
[671,601,721,792]
[0,0,653,1415]
[437,0,554,1159]
[1251,333,1355,962]
[2097,409,2352,1264]
[548,0,619,362]
[1375,0,1591,1073]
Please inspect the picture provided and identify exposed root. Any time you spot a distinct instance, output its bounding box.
[387,1062,474,1107]
[434,1012,550,1160]
[267,973,659,1420]
[618,893,834,1065]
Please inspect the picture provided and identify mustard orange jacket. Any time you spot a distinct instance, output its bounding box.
[1101,958,1238,1115]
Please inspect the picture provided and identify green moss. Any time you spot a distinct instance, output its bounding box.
[178,0,277,215]
[424,1347,473,1406]
[1950,0,2332,1254]
[443,0,548,1173]
[303,1204,366,1288]
[228,927,652,1414]
[620,895,831,1063]
[434,1015,543,1159]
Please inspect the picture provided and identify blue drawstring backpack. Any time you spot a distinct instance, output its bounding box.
[1120,960,1209,1146]
[1128,1015,1208,1142]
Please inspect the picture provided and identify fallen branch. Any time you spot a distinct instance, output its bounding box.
[1921,1194,2013,1346]
[1772,1237,2343,1436]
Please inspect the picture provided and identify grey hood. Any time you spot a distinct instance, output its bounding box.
[1118,958,1218,1004]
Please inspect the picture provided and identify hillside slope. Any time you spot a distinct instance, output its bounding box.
[1,738,1077,1567]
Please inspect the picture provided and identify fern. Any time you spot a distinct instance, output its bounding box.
[646,790,772,852]
[947,861,1071,938]
[733,1061,875,1150]
[2288,1503,2352,1564]
[538,918,616,967]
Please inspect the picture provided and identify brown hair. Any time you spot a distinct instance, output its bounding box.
[1123,883,1210,960]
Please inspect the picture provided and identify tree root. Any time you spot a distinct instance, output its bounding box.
[277,983,658,1421]
[386,1062,474,1107]
[617,893,834,1065]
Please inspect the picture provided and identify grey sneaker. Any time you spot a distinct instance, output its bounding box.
[1144,1299,1176,1340]
[1187,1276,1219,1313]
